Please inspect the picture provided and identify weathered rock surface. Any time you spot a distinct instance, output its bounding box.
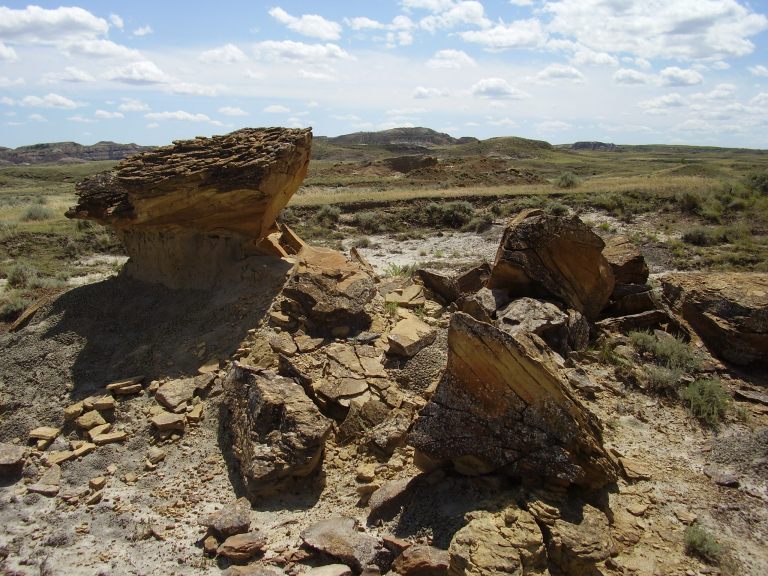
[281,246,377,336]
[662,272,768,366]
[393,544,450,576]
[418,263,491,305]
[381,155,439,174]
[222,364,333,499]
[217,531,267,562]
[0,443,25,478]
[409,313,619,488]
[199,497,251,538]
[448,506,547,575]
[67,127,312,288]
[388,314,437,357]
[155,374,213,411]
[488,209,614,320]
[497,298,588,357]
[301,517,389,572]
[0,140,152,164]
[602,235,649,285]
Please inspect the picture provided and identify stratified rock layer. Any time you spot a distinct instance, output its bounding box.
[662,272,768,366]
[67,127,312,288]
[409,313,619,489]
[222,364,332,500]
[488,209,614,320]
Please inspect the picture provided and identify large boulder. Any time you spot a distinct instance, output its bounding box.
[222,364,332,500]
[409,313,619,489]
[602,235,649,285]
[67,127,312,289]
[661,272,768,366]
[488,210,614,320]
[497,298,588,357]
[301,517,390,572]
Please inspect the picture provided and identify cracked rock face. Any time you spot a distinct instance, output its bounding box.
[222,364,332,500]
[488,209,614,320]
[409,312,619,489]
[66,127,312,289]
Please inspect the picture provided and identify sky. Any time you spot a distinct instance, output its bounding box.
[1,0,768,148]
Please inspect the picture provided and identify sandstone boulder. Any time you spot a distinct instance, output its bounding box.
[222,364,332,499]
[602,235,648,285]
[393,545,450,576]
[409,313,619,488]
[301,517,389,572]
[281,246,377,337]
[497,298,588,357]
[661,272,768,366]
[67,127,312,289]
[488,210,614,320]
[388,315,437,357]
[418,263,491,305]
[0,443,25,479]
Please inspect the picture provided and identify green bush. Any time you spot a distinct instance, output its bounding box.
[6,262,37,289]
[547,202,569,216]
[0,292,32,322]
[383,262,418,277]
[745,171,768,195]
[682,227,723,246]
[21,205,54,221]
[314,204,341,227]
[421,201,474,228]
[352,211,381,234]
[629,331,701,373]
[0,221,18,238]
[463,214,493,233]
[556,171,580,188]
[680,378,731,426]
[684,524,723,564]
[643,365,682,393]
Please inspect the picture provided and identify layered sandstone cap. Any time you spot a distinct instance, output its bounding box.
[67,127,312,241]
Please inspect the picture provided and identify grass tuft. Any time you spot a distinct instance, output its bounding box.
[680,378,731,426]
[684,524,723,564]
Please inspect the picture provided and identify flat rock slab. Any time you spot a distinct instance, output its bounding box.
[156,375,213,411]
[387,316,436,357]
[393,545,450,576]
[304,565,353,576]
[150,412,186,432]
[200,497,251,538]
[301,517,387,572]
[217,531,267,562]
[603,235,649,285]
[0,443,26,477]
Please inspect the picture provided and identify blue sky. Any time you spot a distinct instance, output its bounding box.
[1,0,767,148]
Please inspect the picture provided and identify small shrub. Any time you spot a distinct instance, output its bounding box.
[745,171,768,195]
[351,236,371,248]
[678,190,704,213]
[547,202,569,216]
[556,171,580,189]
[441,201,474,228]
[0,221,18,238]
[682,227,722,246]
[629,331,701,373]
[680,378,731,426]
[0,292,33,322]
[314,204,341,227]
[75,219,93,231]
[643,365,682,394]
[489,203,503,216]
[21,205,54,221]
[684,524,723,564]
[6,262,37,289]
[352,211,381,234]
[33,195,48,205]
[385,301,398,317]
[463,214,493,233]
[383,262,418,277]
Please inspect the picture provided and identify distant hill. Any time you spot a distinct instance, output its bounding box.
[0,141,154,165]
[321,127,468,147]
[571,141,618,151]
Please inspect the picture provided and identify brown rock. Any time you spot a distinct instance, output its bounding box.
[662,272,768,366]
[87,423,111,441]
[409,313,619,488]
[269,331,298,356]
[497,297,589,356]
[546,504,613,575]
[150,411,186,432]
[156,374,213,411]
[305,565,354,576]
[105,376,144,393]
[417,263,491,305]
[368,477,414,522]
[393,545,449,576]
[388,315,437,357]
[29,426,60,442]
[63,402,84,421]
[602,235,649,285]
[0,443,25,478]
[75,410,107,430]
[217,531,267,562]
[89,476,107,490]
[28,463,61,496]
[301,517,388,572]
[188,403,204,423]
[222,364,332,499]
[67,128,312,289]
[488,209,614,320]
[619,457,652,481]
[92,430,128,445]
[200,497,251,538]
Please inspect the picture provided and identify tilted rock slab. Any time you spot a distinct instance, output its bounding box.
[662,271,768,366]
[488,209,614,320]
[222,363,332,500]
[409,313,619,489]
[67,127,312,288]
[602,235,649,285]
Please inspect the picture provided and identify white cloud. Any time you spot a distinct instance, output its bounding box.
[537,120,571,132]
[105,61,169,84]
[419,1,491,32]
[660,66,703,87]
[471,77,530,99]
[0,5,108,43]
[749,64,768,77]
[145,111,213,122]
[169,82,220,96]
[692,83,737,100]
[94,109,124,119]
[200,43,248,63]
[613,68,652,85]
[61,39,141,59]
[346,16,386,30]
[1,97,16,106]
[133,25,153,37]
[711,61,730,70]
[639,93,687,114]
[460,19,546,49]
[299,69,336,81]
[264,105,291,114]
[109,14,124,29]
[413,86,447,99]
[0,76,24,87]
[570,47,618,67]
[427,49,476,68]
[0,42,18,62]
[268,7,342,41]
[509,0,535,5]
[146,122,159,129]
[118,98,150,112]
[68,114,95,123]
[20,93,84,109]
[536,63,584,83]
[219,106,248,116]
[254,40,351,62]
[42,66,95,84]
[28,113,46,122]
[750,93,768,107]
[545,0,768,60]
[386,31,414,47]
[487,116,518,127]
[400,0,456,11]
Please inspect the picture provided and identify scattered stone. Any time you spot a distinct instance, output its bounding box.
[674,509,698,525]
[393,545,449,576]
[200,497,251,538]
[89,476,107,490]
[545,504,613,575]
[734,388,768,406]
[356,463,377,483]
[85,491,103,506]
[603,235,649,285]
[147,446,166,465]
[620,457,652,481]
[222,364,332,499]
[29,426,60,442]
[203,535,219,555]
[86,395,116,411]
[45,450,75,465]
[295,334,326,353]
[410,313,619,488]
[301,517,387,573]
[217,531,268,562]
[387,315,437,357]
[626,503,648,517]
[28,463,61,496]
[703,465,740,487]
[188,403,204,423]
[0,443,25,478]
[150,411,186,432]
[124,472,139,484]
[305,565,353,576]
[156,375,213,412]
[269,332,298,356]
[488,209,614,320]
[596,309,678,334]
[63,402,84,421]
[106,376,144,394]
[92,430,128,445]
[87,423,111,441]
[368,477,414,522]
[75,410,107,430]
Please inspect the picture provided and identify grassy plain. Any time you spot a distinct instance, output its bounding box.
[1,137,766,325]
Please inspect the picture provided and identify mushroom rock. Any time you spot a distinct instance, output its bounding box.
[66,127,312,289]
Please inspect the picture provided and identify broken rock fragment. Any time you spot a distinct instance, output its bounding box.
[0,443,26,479]
[222,364,332,500]
[409,312,619,488]
[301,517,389,573]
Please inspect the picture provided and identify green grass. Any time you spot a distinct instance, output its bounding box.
[383,262,419,277]
[684,524,724,564]
[680,378,732,426]
[629,331,701,374]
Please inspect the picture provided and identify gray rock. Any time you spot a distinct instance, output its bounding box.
[305,565,353,576]
[301,517,389,572]
[199,497,251,538]
[0,442,25,479]
[498,297,588,356]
